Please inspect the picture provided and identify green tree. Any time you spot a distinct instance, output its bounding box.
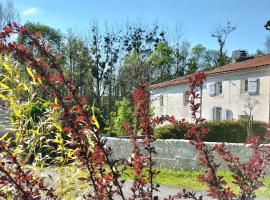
[118,51,149,100]
[150,41,174,82]
[110,98,134,136]
[186,44,206,74]
[173,40,190,77]
[65,31,93,97]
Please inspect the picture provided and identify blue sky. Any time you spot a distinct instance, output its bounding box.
[11,0,270,54]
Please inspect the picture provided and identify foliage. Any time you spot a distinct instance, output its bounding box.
[110,98,134,136]
[21,100,50,123]
[155,120,267,143]
[0,24,269,200]
[17,22,64,54]
[150,41,174,82]
[84,104,106,131]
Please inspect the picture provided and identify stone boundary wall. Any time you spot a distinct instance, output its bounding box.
[104,137,270,174]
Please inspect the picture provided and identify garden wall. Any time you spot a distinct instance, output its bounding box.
[104,137,270,174]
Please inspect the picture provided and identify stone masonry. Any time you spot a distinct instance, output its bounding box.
[104,137,270,174]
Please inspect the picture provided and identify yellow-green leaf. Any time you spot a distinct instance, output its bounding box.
[0,93,7,100]
[26,67,35,80]
[0,82,10,90]
[2,62,12,76]
[92,115,100,129]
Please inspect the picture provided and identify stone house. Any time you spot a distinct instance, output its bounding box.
[149,53,270,122]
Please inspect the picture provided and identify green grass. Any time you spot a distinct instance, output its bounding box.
[122,167,270,198]
[32,165,270,198]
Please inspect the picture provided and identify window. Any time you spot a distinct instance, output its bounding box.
[208,83,216,96]
[241,78,259,94]
[213,107,222,121]
[160,95,164,106]
[209,107,228,121]
[216,82,222,95]
[208,82,222,96]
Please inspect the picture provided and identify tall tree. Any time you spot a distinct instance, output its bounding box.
[88,24,119,108]
[173,40,190,77]
[186,44,206,74]
[0,0,19,29]
[149,41,174,82]
[211,22,236,66]
[120,24,166,89]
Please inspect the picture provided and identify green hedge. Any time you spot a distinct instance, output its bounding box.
[154,120,267,143]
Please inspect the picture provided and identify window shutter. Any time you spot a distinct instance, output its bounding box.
[221,108,227,120]
[248,78,258,94]
[208,83,216,96]
[208,107,213,120]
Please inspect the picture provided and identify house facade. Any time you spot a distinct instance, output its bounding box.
[150,54,270,122]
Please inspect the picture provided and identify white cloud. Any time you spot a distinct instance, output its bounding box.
[22,7,39,16]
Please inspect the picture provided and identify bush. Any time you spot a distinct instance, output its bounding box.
[155,120,267,143]
[23,100,50,122]
[155,124,189,139]
[110,98,134,136]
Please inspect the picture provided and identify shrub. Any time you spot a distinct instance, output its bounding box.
[155,123,189,139]
[155,120,267,143]
[110,98,134,136]
[23,100,50,122]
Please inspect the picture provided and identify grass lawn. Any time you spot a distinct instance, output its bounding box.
[122,167,270,198]
[37,165,270,198]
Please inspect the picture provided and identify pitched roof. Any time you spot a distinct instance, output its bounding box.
[149,54,270,89]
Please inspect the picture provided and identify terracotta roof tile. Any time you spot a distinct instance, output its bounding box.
[149,54,270,89]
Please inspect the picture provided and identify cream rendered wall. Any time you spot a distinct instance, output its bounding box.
[150,84,191,121]
[202,67,270,122]
[150,66,270,122]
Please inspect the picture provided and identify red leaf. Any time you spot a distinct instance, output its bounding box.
[33,31,42,38]
[76,115,86,122]
[64,95,73,100]
[79,96,87,104]
[56,74,63,82]
[25,171,33,181]
[17,44,27,51]
[63,126,72,132]
[12,22,18,27]
[3,26,12,33]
